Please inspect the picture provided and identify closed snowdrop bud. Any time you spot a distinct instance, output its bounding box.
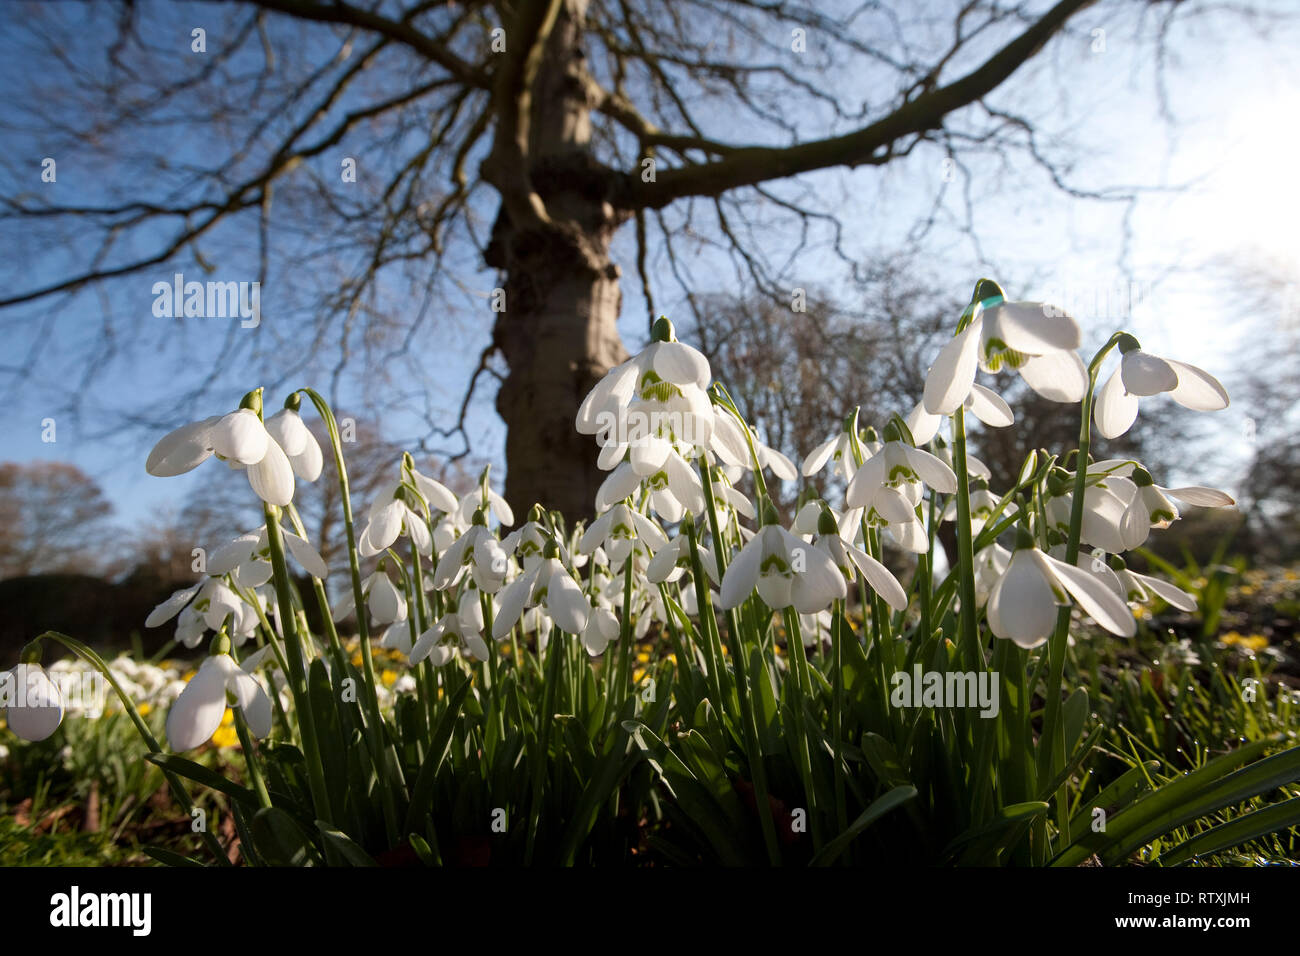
[166,641,272,751]
[1,661,64,742]
[1094,337,1229,439]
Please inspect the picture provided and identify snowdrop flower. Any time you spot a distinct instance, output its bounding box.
[147,578,263,647]
[333,564,406,625]
[454,485,514,528]
[361,484,434,558]
[986,532,1136,649]
[1,662,64,742]
[432,513,511,593]
[941,477,1001,534]
[492,549,590,640]
[645,529,719,587]
[264,403,323,481]
[146,392,296,506]
[908,383,1014,445]
[1094,341,1229,439]
[595,450,704,522]
[718,511,847,614]
[924,294,1086,414]
[207,525,329,584]
[578,317,715,464]
[1101,556,1198,612]
[845,428,957,542]
[580,503,667,570]
[1081,461,1235,550]
[410,610,490,666]
[706,402,797,482]
[502,510,559,571]
[166,643,272,752]
[974,542,1012,606]
[581,606,621,657]
[805,506,908,612]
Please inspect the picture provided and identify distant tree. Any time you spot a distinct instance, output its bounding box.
[0,462,113,579]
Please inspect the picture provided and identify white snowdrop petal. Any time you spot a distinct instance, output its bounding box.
[284,529,329,578]
[247,438,295,506]
[146,417,220,477]
[1120,351,1178,396]
[1018,350,1088,404]
[906,402,942,445]
[1165,359,1229,411]
[166,657,231,751]
[987,551,1059,648]
[903,446,958,494]
[1094,367,1140,439]
[719,534,765,609]
[212,409,270,465]
[987,301,1080,354]
[1039,552,1136,637]
[1163,486,1234,508]
[653,340,712,388]
[923,319,981,415]
[966,384,1014,428]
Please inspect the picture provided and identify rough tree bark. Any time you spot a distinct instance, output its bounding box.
[484,0,630,523]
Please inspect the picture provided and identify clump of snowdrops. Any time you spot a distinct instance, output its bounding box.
[8,279,1300,866]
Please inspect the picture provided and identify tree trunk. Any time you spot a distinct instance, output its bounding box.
[486,0,629,524]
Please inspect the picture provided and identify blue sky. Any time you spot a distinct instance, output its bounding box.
[2,0,1297,535]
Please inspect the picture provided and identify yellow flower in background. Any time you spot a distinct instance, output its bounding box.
[381,668,398,688]
[211,709,239,748]
[137,702,152,717]
[1221,631,1269,652]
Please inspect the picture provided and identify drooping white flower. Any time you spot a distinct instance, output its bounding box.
[987,544,1136,648]
[1094,346,1229,439]
[410,610,490,666]
[718,523,847,614]
[146,400,297,506]
[923,298,1085,414]
[0,663,65,742]
[579,503,666,570]
[578,318,715,465]
[908,383,1014,445]
[845,437,957,549]
[595,451,704,522]
[360,483,434,558]
[492,556,591,640]
[581,606,621,657]
[166,652,272,751]
[433,520,511,594]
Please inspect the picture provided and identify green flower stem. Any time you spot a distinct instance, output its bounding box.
[525,626,563,865]
[831,600,848,837]
[696,458,781,864]
[684,516,727,710]
[285,502,347,670]
[614,554,636,701]
[480,587,506,745]
[298,388,401,844]
[232,707,273,810]
[950,405,984,674]
[32,631,231,866]
[781,606,821,848]
[1038,333,1124,820]
[262,508,333,824]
